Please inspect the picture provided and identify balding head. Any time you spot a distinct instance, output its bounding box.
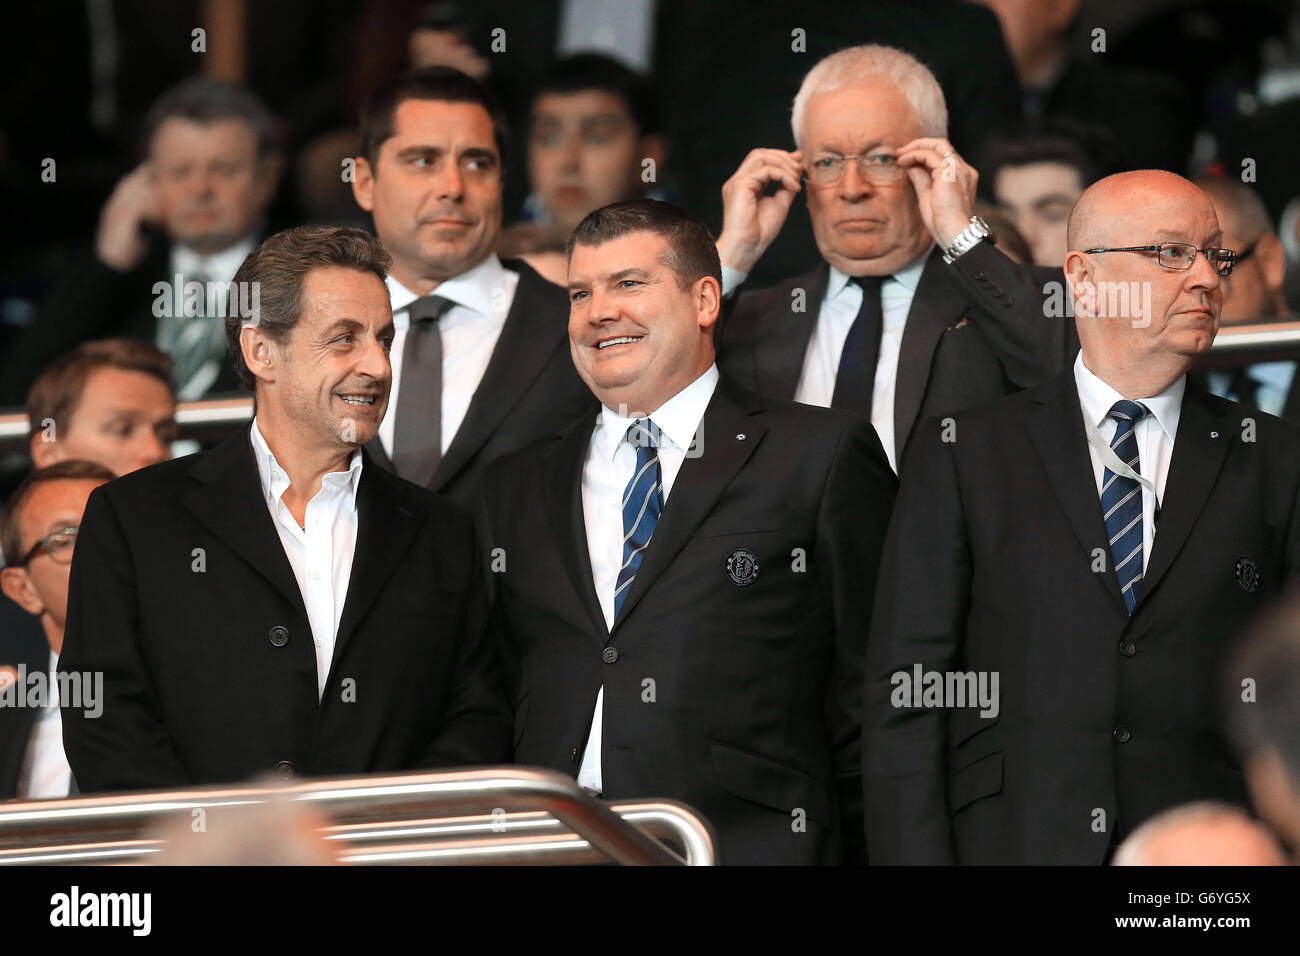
[1064,170,1224,398]
[1113,802,1286,866]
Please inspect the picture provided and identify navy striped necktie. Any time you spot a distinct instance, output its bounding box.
[614,419,663,619]
[1103,400,1149,614]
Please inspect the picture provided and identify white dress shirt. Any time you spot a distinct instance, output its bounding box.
[722,254,929,473]
[250,419,362,699]
[1074,351,1183,574]
[377,255,519,457]
[16,648,72,800]
[575,364,720,792]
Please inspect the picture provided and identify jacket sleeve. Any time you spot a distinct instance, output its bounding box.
[945,240,1079,389]
[415,512,513,768]
[816,418,897,863]
[60,486,191,793]
[863,415,971,864]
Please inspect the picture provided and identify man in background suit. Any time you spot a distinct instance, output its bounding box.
[61,226,510,793]
[351,68,595,510]
[714,44,1069,472]
[864,171,1300,864]
[479,200,896,864]
[1,78,283,403]
[0,461,114,800]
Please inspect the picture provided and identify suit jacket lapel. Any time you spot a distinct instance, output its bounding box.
[756,265,826,399]
[434,260,567,492]
[612,378,765,632]
[542,414,608,639]
[180,427,309,622]
[894,247,965,460]
[330,456,426,671]
[1138,382,1233,605]
[1025,373,1127,611]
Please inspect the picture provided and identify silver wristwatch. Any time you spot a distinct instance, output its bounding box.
[942,216,993,264]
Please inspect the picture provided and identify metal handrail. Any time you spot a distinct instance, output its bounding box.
[0,767,717,866]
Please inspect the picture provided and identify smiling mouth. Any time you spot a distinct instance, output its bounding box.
[596,336,643,350]
[337,394,378,406]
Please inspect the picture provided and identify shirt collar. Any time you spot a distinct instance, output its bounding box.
[171,235,258,283]
[593,364,720,461]
[387,254,512,321]
[249,417,363,510]
[826,250,930,301]
[1073,351,1184,444]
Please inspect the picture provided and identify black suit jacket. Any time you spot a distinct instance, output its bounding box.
[864,370,1300,864]
[59,426,511,793]
[368,258,597,511]
[0,599,48,799]
[715,243,1074,468]
[0,237,246,404]
[477,376,897,864]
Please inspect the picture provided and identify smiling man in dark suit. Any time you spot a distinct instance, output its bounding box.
[351,68,596,509]
[864,171,1300,865]
[478,200,896,864]
[60,225,510,793]
[714,44,1070,473]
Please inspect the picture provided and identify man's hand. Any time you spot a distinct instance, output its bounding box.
[716,148,803,275]
[95,164,161,272]
[898,138,978,251]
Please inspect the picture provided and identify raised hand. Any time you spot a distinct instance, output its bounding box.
[716,147,803,274]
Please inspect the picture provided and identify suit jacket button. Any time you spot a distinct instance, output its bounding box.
[275,760,294,777]
[269,625,289,647]
[1113,725,1131,743]
[602,646,619,664]
[1119,640,1136,657]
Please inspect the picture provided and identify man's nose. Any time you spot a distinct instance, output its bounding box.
[1188,249,1222,292]
[838,160,873,199]
[585,286,620,324]
[136,430,171,469]
[354,334,392,380]
[435,160,465,200]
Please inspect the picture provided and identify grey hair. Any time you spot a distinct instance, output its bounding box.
[791,45,947,148]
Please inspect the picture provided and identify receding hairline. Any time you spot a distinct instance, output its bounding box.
[1066,171,1213,253]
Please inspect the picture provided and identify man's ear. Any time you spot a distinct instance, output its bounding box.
[352,156,376,212]
[30,431,62,469]
[695,275,722,330]
[1064,250,1095,319]
[0,567,43,618]
[240,324,279,387]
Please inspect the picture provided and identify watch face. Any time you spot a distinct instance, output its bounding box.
[970,216,992,239]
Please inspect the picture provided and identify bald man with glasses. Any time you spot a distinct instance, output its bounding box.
[864,170,1300,865]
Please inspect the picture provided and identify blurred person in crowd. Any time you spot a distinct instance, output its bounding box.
[714,44,1069,472]
[0,461,114,800]
[981,121,1124,268]
[970,0,1194,173]
[1112,802,1287,866]
[60,226,510,793]
[1,78,283,404]
[0,340,177,755]
[350,68,594,509]
[152,784,338,865]
[26,340,178,478]
[972,203,1032,265]
[866,170,1300,864]
[479,200,895,864]
[1227,588,1300,861]
[1196,177,1297,420]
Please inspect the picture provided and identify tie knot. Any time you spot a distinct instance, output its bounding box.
[625,418,661,450]
[850,275,885,292]
[1109,399,1149,425]
[409,294,454,324]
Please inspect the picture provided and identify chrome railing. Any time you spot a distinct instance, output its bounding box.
[0,766,717,865]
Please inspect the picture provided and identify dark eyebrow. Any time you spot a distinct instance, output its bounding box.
[459,147,498,162]
[394,146,444,161]
[322,318,365,336]
[1030,194,1076,209]
[608,268,651,283]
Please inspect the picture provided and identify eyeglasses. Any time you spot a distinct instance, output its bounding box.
[1084,242,1239,277]
[15,526,79,568]
[804,152,907,187]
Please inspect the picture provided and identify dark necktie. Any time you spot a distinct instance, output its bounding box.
[392,295,455,485]
[614,419,663,619]
[831,275,886,413]
[1102,400,1149,614]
